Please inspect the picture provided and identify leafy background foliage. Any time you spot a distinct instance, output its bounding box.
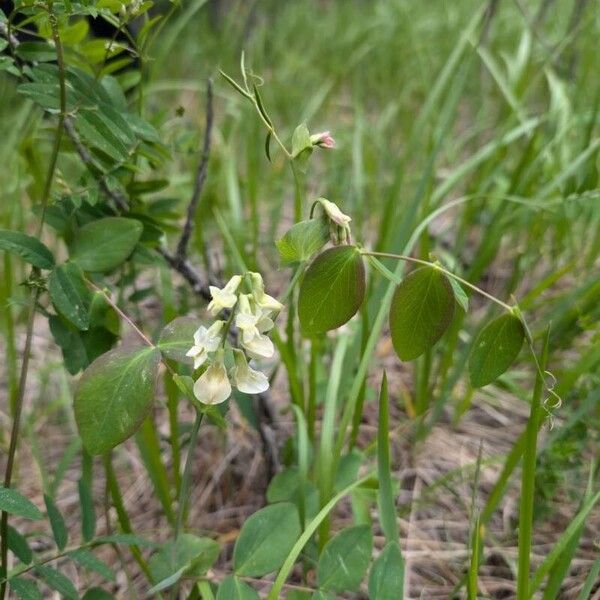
[0,0,599,598]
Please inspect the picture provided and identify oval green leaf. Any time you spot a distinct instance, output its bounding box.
[276,218,329,266]
[34,565,78,600]
[368,542,404,600]
[216,576,260,600]
[74,345,161,455]
[298,246,365,336]
[0,229,54,270]
[149,534,220,590]
[7,526,33,564]
[0,487,43,520]
[48,262,92,331]
[389,267,455,361]
[469,313,525,387]
[233,502,301,576]
[71,217,143,272]
[317,524,373,592]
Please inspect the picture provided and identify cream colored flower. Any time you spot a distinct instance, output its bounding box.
[207,275,242,315]
[231,349,269,394]
[193,353,231,405]
[235,294,275,358]
[186,320,224,369]
[249,272,283,315]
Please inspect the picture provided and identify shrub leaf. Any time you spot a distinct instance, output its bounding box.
[74,345,161,454]
[298,246,365,336]
[469,313,525,387]
[389,266,455,360]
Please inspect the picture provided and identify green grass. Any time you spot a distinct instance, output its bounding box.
[1,0,599,597]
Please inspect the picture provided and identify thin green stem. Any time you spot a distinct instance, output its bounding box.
[0,9,66,597]
[517,330,550,599]
[361,250,514,312]
[175,411,204,538]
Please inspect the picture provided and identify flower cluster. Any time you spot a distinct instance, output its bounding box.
[187,272,282,406]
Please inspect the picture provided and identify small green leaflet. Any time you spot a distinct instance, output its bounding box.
[469,313,525,387]
[48,262,92,331]
[317,525,373,592]
[0,487,43,520]
[7,526,33,564]
[276,218,329,265]
[9,578,42,600]
[71,217,143,272]
[0,229,54,270]
[68,549,115,581]
[34,565,78,600]
[389,267,455,361]
[298,246,366,336]
[233,502,301,577]
[74,345,161,454]
[44,494,68,550]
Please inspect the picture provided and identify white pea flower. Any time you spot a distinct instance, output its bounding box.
[231,349,269,394]
[318,198,351,227]
[207,275,242,315]
[249,272,283,315]
[193,351,231,405]
[186,320,224,369]
[235,294,275,358]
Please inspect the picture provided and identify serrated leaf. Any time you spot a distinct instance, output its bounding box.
[216,576,260,600]
[68,549,115,581]
[157,316,202,363]
[0,229,54,270]
[74,345,161,454]
[9,578,42,600]
[317,525,373,592]
[469,313,525,387]
[233,502,301,576]
[7,526,33,564]
[298,246,365,336]
[389,267,455,361]
[71,217,143,272]
[0,487,42,520]
[368,542,404,600]
[276,218,329,266]
[49,262,92,330]
[148,534,220,590]
[35,565,78,599]
[44,494,68,550]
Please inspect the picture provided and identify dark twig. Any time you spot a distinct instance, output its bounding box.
[176,79,213,261]
[64,117,130,212]
[157,246,212,301]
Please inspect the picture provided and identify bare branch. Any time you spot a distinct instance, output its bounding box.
[176,79,214,261]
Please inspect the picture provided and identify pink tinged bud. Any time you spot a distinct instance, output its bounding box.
[311,131,336,149]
